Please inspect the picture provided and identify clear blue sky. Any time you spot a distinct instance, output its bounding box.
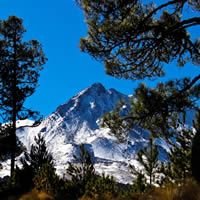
[0,0,199,116]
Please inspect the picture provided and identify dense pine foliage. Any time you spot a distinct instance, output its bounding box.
[0,0,200,199]
[0,16,46,178]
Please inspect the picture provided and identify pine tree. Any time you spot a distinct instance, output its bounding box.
[134,137,159,187]
[102,100,130,142]
[170,129,193,183]
[77,0,200,80]
[84,173,117,198]
[21,133,53,173]
[18,133,54,191]
[129,165,147,193]
[159,128,194,185]
[66,144,95,198]
[33,162,60,196]
[0,124,14,162]
[192,110,200,182]
[0,16,46,177]
[103,81,196,141]
[77,1,200,182]
[0,124,25,162]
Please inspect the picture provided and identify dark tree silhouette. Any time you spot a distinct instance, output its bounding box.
[192,110,200,182]
[77,0,200,80]
[77,0,200,182]
[0,16,46,177]
[133,137,159,187]
[14,134,54,192]
[77,0,200,129]
[21,133,54,173]
[66,144,95,198]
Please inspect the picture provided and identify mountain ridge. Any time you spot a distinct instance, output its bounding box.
[0,83,169,183]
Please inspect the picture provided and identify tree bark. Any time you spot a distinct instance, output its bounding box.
[10,32,17,178]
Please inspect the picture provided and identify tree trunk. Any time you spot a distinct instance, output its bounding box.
[10,122,16,178]
[192,131,200,182]
[10,34,17,178]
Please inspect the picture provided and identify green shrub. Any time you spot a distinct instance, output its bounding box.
[84,173,117,198]
[66,144,95,199]
[33,163,60,197]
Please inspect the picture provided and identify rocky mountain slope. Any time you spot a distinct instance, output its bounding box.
[0,83,170,183]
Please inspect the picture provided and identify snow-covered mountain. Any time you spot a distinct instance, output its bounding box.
[0,83,170,184]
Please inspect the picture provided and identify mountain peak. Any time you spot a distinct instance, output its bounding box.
[85,82,107,95]
[6,83,169,184]
[90,82,105,89]
[54,82,125,119]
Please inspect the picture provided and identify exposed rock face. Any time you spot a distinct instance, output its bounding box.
[1,83,170,183]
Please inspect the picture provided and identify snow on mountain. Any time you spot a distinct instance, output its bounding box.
[0,83,169,184]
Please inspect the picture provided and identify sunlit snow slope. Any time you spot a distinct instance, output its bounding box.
[1,83,170,183]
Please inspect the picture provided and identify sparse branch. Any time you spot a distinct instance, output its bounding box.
[141,0,179,24]
[180,74,200,93]
[0,16,46,177]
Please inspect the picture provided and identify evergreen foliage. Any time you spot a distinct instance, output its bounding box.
[85,173,117,198]
[102,100,130,142]
[77,0,200,187]
[103,80,198,141]
[163,128,194,184]
[22,133,53,173]
[192,110,200,182]
[65,144,121,199]
[130,166,147,193]
[16,133,54,192]
[33,162,60,197]
[101,77,199,186]
[132,137,159,187]
[66,144,95,199]
[0,1,200,198]
[77,0,200,79]
[0,125,25,162]
[0,16,46,177]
